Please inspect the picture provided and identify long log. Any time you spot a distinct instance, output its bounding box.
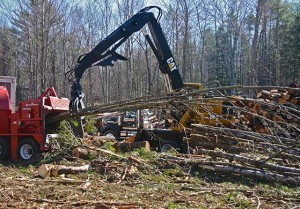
[189,136,298,156]
[201,164,299,184]
[162,155,300,184]
[188,132,290,155]
[190,133,253,145]
[189,126,300,158]
[194,148,300,175]
[190,124,299,145]
[192,142,250,153]
[186,137,251,153]
[38,164,90,179]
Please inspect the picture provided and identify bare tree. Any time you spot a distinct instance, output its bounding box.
[250,0,268,86]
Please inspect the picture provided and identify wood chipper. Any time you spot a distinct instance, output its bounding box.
[0,76,69,161]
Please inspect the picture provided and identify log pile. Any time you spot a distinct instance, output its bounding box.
[256,84,300,105]
[232,87,300,137]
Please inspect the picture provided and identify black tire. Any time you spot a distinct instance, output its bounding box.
[159,140,180,153]
[0,138,10,160]
[103,130,118,139]
[17,138,40,161]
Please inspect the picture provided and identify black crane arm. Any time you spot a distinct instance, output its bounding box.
[66,6,184,113]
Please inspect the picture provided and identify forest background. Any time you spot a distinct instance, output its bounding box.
[0,0,299,105]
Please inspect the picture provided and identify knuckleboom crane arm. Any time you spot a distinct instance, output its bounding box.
[66,6,184,113]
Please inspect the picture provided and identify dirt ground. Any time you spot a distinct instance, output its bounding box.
[1,149,300,209]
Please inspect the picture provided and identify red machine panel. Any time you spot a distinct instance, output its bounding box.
[0,86,11,133]
[0,84,70,160]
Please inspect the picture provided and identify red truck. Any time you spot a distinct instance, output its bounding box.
[0,76,69,161]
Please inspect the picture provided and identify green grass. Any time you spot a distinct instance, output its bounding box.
[84,116,98,135]
[130,147,155,160]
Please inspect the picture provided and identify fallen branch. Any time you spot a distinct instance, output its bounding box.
[28,198,144,208]
[186,136,251,153]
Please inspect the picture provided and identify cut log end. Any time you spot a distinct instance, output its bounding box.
[38,164,52,179]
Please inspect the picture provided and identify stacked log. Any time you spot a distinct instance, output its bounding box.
[256,85,300,105]
[230,87,300,137]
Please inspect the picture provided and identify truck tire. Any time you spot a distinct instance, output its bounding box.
[103,130,117,139]
[0,138,9,160]
[160,140,180,153]
[17,138,40,161]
